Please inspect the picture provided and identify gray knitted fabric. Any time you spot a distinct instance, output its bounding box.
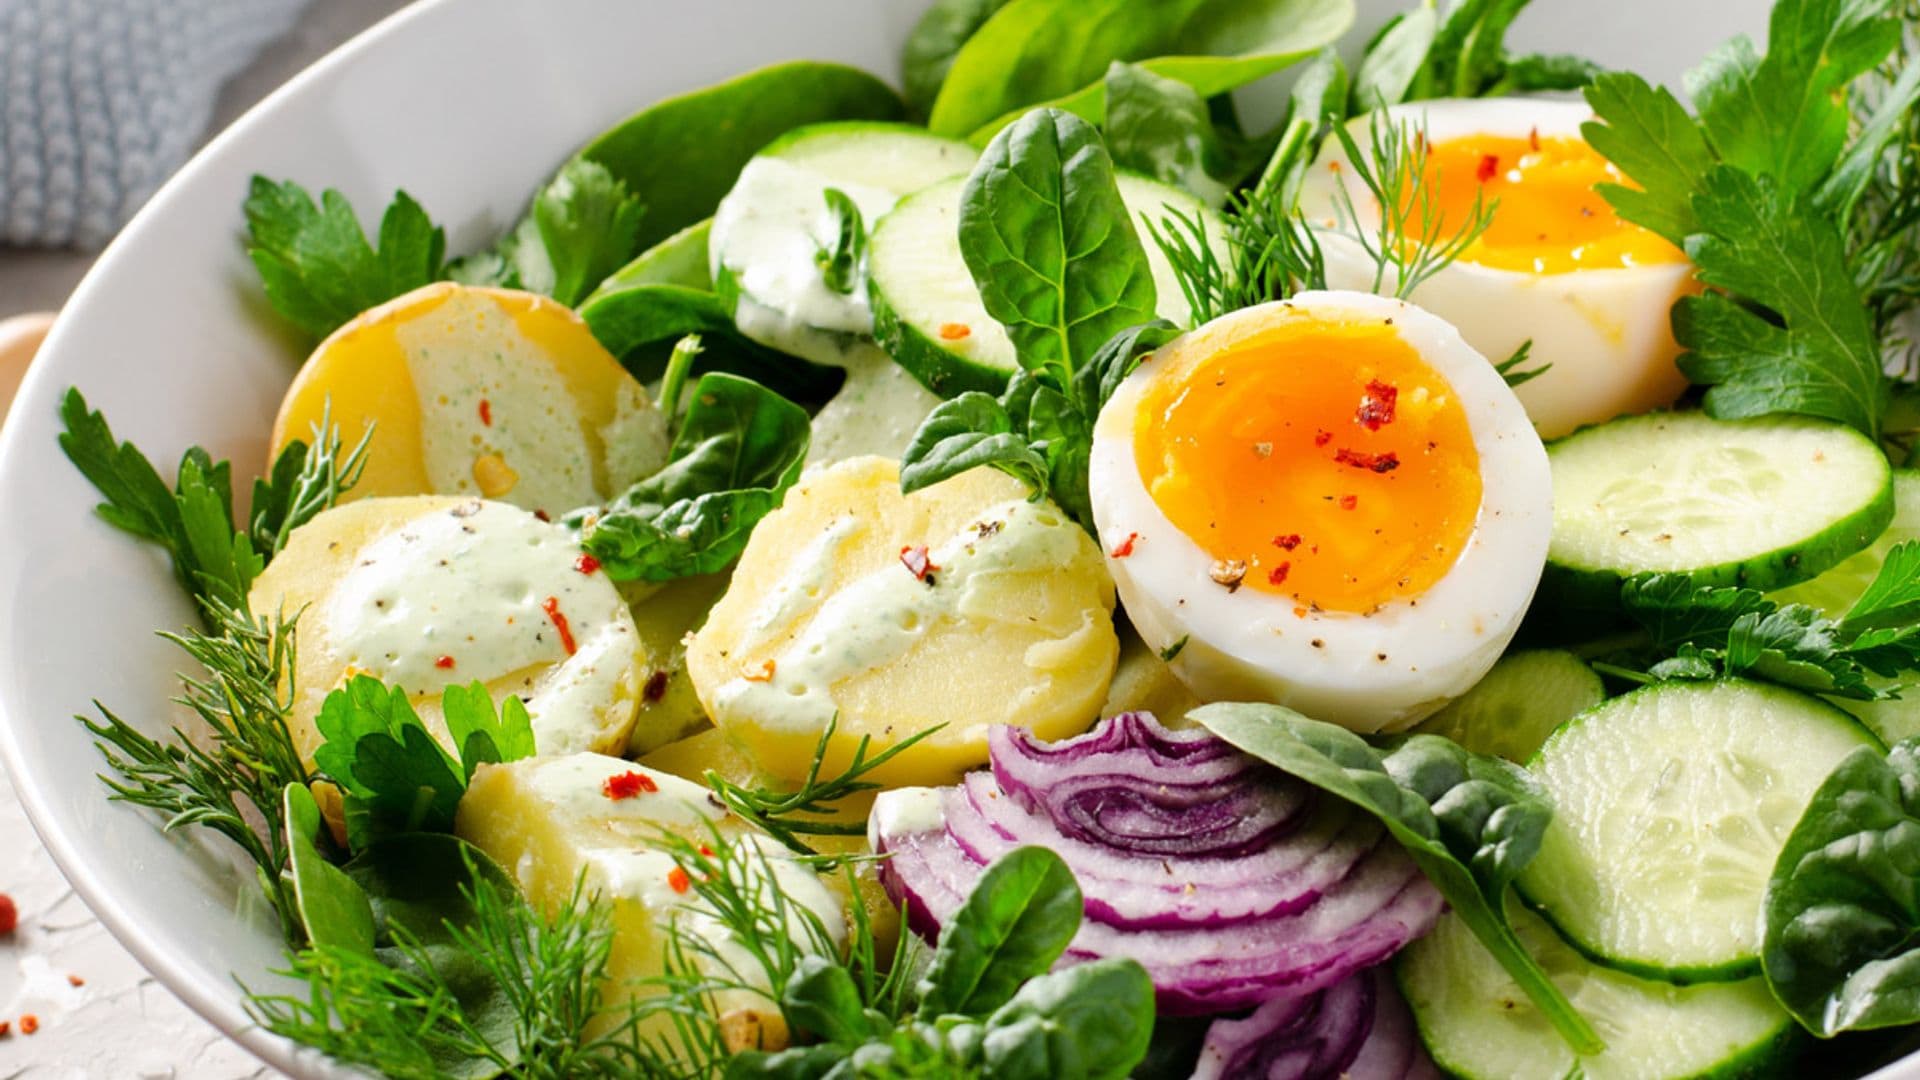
[1,0,309,249]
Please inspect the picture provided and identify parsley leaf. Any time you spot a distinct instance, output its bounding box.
[1580,73,1715,242]
[1844,540,1920,630]
[244,177,446,341]
[312,676,535,851]
[457,159,648,308]
[1675,168,1889,437]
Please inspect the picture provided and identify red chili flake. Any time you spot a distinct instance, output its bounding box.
[533,509,552,523]
[602,770,659,800]
[0,893,15,936]
[1313,429,1333,447]
[698,845,714,857]
[575,553,602,575]
[1293,606,1309,619]
[1477,154,1500,182]
[1529,126,1542,152]
[1355,380,1398,430]
[19,1015,37,1035]
[1334,448,1400,473]
[667,866,692,894]
[1109,532,1140,559]
[66,974,83,987]
[1267,562,1292,586]
[478,399,493,426]
[1339,494,1359,510]
[542,596,578,656]
[939,323,972,341]
[434,655,456,670]
[643,670,670,702]
[1273,534,1302,551]
[899,545,939,582]
[0,1020,9,1037]
[744,659,777,682]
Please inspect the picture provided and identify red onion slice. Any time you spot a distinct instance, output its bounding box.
[1189,968,1441,1080]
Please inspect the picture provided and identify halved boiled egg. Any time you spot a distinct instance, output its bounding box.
[1297,99,1697,439]
[1089,291,1552,732]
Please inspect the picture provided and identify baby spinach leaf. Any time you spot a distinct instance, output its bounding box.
[903,0,1017,119]
[590,219,714,296]
[1675,167,1889,438]
[577,284,842,407]
[976,958,1156,1080]
[1765,739,1920,1035]
[816,188,867,296]
[918,846,1084,1017]
[243,177,446,342]
[783,955,880,1047]
[959,108,1157,383]
[284,783,376,955]
[1103,62,1235,204]
[944,0,1352,142]
[1192,702,1602,1055]
[578,61,902,250]
[575,373,809,582]
[899,392,1050,497]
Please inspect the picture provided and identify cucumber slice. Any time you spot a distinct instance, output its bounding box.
[868,171,1231,396]
[1412,649,1604,762]
[1516,679,1876,982]
[1541,412,1892,618]
[1398,905,1797,1080]
[709,122,977,366]
[1772,471,1920,746]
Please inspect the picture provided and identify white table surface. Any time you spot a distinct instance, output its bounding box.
[0,3,404,1075]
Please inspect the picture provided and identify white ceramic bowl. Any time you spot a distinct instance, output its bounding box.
[6,0,1864,1075]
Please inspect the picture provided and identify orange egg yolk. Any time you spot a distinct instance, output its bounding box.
[1403,131,1686,274]
[1132,317,1482,614]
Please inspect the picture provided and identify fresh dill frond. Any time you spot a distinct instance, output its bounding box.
[250,404,372,558]
[1495,340,1552,389]
[1329,113,1497,300]
[704,718,946,855]
[1849,4,1920,360]
[85,600,309,940]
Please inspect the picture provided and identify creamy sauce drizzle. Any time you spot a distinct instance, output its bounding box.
[323,500,640,755]
[713,499,1084,732]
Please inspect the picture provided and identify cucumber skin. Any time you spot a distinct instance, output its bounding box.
[1530,416,1895,637]
[1394,962,1805,1080]
[869,270,1009,398]
[1517,680,1880,986]
[756,119,974,161]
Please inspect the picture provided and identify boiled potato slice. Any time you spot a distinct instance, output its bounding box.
[250,495,645,763]
[687,456,1118,787]
[456,752,846,1046]
[619,573,731,757]
[1101,626,1206,727]
[272,282,669,517]
[640,727,901,959]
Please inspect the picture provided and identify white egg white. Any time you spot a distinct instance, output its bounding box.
[1296,98,1696,440]
[1089,291,1553,733]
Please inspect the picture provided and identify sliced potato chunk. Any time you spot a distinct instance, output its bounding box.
[273,282,668,517]
[456,752,845,1045]
[249,496,645,763]
[1100,627,1205,727]
[687,456,1118,787]
[619,573,732,756]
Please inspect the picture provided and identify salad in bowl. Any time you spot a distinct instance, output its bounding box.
[22,0,1920,1076]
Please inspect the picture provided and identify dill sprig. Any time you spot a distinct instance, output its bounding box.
[1495,340,1552,389]
[84,600,310,940]
[250,403,372,558]
[1850,2,1920,371]
[1330,113,1497,300]
[704,718,946,855]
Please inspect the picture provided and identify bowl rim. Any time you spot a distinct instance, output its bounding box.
[0,1,449,1073]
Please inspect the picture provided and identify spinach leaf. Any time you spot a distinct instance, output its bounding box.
[590,219,714,296]
[918,846,1084,1016]
[1349,7,1438,109]
[243,177,446,342]
[782,955,879,1047]
[959,108,1157,383]
[1765,739,1920,1036]
[903,0,1017,119]
[1102,63,1235,204]
[1191,702,1603,1055]
[1675,167,1889,438]
[284,783,376,955]
[312,677,535,850]
[577,61,902,249]
[929,0,1352,141]
[816,188,867,296]
[578,283,843,407]
[900,392,1050,496]
[975,959,1156,1080]
[574,373,809,582]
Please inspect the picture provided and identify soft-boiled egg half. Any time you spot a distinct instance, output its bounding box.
[1089,291,1552,732]
[1297,99,1696,439]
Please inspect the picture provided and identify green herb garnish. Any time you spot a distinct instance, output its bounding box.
[704,718,947,855]
[243,177,447,342]
[815,187,868,295]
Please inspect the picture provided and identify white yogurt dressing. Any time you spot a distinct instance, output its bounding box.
[713,499,1085,732]
[803,345,946,469]
[323,500,641,755]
